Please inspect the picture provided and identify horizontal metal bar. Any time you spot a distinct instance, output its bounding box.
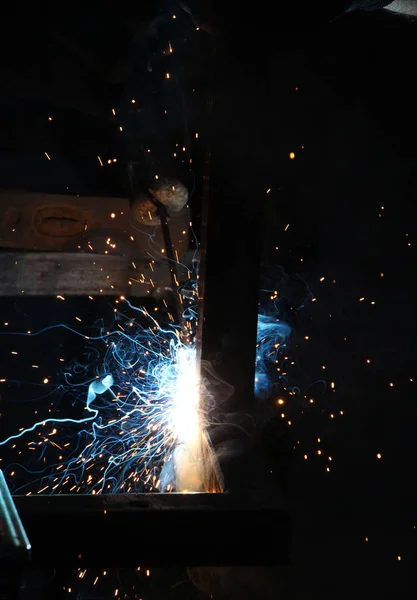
[13,493,290,567]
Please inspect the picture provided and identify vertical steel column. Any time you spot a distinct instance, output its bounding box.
[199,44,263,411]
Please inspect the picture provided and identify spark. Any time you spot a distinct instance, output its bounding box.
[0,279,219,495]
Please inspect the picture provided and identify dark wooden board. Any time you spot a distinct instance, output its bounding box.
[0,191,192,296]
[0,190,189,256]
[0,251,192,296]
[0,252,132,296]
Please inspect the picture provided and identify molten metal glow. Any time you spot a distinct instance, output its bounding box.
[169,346,200,445]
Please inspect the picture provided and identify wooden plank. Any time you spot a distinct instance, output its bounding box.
[0,190,192,296]
[0,190,129,251]
[0,190,190,260]
[0,252,132,296]
[0,251,193,296]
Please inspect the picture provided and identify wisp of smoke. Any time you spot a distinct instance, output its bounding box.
[255,314,292,400]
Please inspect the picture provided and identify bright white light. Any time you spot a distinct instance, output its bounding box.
[170,346,200,444]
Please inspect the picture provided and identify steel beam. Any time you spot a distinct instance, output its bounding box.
[12,493,290,567]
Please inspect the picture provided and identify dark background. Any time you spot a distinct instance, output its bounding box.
[0,1,416,598]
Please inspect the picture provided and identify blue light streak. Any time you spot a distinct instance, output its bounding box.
[255,314,292,400]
